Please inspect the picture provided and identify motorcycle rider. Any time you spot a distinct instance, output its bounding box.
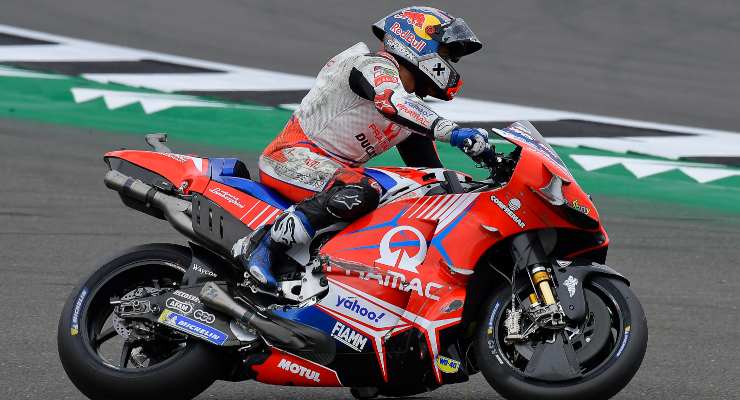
[234,6,491,293]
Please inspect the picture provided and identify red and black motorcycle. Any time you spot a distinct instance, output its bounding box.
[58,121,647,400]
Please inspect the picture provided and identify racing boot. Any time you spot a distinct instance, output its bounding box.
[233,210,315,293]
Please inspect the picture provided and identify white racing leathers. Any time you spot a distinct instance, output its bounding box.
[292,42,458,166]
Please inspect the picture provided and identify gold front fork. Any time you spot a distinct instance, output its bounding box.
[530,266,556,305]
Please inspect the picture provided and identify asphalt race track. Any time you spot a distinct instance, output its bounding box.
[2,121,739,400]
[1,1,740,399]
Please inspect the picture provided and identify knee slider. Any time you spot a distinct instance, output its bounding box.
[326,183,380,221]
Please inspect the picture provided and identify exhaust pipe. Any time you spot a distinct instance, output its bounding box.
[199,282,335,364]
[104,170,195,239]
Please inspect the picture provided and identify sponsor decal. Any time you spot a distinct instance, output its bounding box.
[491,195,526,228]
[208,187,245,208]
[160,153,204,173]
[192,263,217,277]
[390,22,426,52]
[277,358,321,383]
[397,102,431,127]
[396,10,427,28]
[570,199,590,215]
[354,133,378,158]
[435,355,461,373]
[418,57,451,87]
[399,98,435,118]
[368,122,402,147]
[508,198,521,211]
[158,309,227,345]
[616,325,631,357]
[335,295,386,323]
[374,89,396,116]
[161,153,191,163]
[70,288,89,336]
[331,322,368,352]
[165,297,194,314]
[433,118,457,140]
[443,299,463,313]
[332,193,362,210]
[395,10,443,40]
[563,275,579,298]
[193,309,216,324]
[173,289,201,304]
[487,302,501,356]
[373,65,398,76]
[325,265,443,301]
[373,68,399,86]
[375,225,428,273]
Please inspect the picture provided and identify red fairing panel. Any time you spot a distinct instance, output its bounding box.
[203,181,281,229]
[105,150,210,193]
[318,199,486,383]
[251,348,342,387]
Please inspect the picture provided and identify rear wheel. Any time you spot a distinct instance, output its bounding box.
[475,276,647,400]
[58,244,223,400]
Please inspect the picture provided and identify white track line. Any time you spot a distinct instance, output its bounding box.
[2,23,740,160]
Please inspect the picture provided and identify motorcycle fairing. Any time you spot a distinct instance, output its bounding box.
[203,181,282,231]
[105,150,210,193]
[251,347,343,387]
[314,200,478,383]
[492,121,601,226]
[209,157,290,209]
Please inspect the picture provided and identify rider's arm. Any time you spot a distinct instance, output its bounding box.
[348,52,458,143]
[396,134,443,168]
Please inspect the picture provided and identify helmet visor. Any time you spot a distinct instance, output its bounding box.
[437,18,482,58]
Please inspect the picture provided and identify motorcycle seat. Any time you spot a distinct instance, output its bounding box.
[208,157,291,209]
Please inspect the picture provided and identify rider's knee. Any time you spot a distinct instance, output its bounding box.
[325,181,380,221]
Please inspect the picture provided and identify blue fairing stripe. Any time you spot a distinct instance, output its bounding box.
[364,168,397,193]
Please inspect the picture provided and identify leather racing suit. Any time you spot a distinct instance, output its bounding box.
[238,42,476,291]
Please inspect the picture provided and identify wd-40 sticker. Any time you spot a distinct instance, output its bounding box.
[331,322,368,352]
[70,288,89,336]
[320,285,398,329]
[158,309,227,345]
[435,355,461,373]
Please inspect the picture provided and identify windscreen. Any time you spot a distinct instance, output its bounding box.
[492,121,572,178]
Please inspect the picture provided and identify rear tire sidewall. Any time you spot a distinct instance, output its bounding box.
[57,243,223,400]
[475,276,648,400]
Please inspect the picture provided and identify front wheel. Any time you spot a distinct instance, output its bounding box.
[57,243,223,400]
[475,276,647,400]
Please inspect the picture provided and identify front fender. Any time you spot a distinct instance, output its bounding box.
[551,261,629,323]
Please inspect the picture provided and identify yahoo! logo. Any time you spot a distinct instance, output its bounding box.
[335,295,385,323]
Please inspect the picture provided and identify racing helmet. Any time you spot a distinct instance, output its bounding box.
[372,6,482,100]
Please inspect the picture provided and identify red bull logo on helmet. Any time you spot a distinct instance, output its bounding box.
[394,9,446,40]
[390,22,427,52]
[396,10,427,28]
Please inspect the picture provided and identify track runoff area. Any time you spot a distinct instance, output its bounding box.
[1,23,738,214]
